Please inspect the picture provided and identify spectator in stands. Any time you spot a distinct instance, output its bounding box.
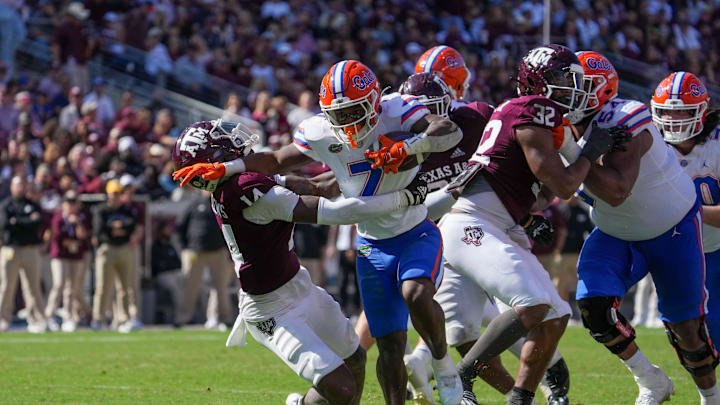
[175,192,233,330]
[83,78,114,127]
[0,1,25,83]
[118,174,144,332]
[91,179,140,332]
[44,190,89,332]
[0,176,48,333]
[52,2,92,93]
[145,27,172,84]
[221,93,251,123]
[287,90,316,131]
[59,86,82,131]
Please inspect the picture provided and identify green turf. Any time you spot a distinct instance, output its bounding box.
[0,326,699,404]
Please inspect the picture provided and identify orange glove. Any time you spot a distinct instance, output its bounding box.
[172,163,226,187]
[364,135,409,174]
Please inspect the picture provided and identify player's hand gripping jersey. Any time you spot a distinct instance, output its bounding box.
[293,93,429,240]
[577,98,696,240]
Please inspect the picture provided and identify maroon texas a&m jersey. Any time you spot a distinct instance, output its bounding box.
[474,95,565,223]
[212,172,299,295]
[420,101,493,191]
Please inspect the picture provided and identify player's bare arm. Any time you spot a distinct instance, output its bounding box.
[702,205,720,227]
[530,184,555,212]
[516,125,591,199]
[282,171,340,199]
[173,144,313,186]
[583,130,652,207]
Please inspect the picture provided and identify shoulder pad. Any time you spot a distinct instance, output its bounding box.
[296,115,330,142]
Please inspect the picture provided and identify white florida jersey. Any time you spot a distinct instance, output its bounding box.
[578,98,696,241]
[293,92,429,240]
[709,124,720,141]
[673,140,720,253]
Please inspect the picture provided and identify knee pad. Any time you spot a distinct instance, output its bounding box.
[667,317,719,377]
[577,297,635,354]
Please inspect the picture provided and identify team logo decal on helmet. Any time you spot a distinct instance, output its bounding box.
[651,71,710,144]
[415,45,471,100]
[319,60,381,148]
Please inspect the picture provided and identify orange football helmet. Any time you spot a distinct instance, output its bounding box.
[651,71,710,144]
[319,60,381,148]
[569,51,619,124]
[415,45,470,100]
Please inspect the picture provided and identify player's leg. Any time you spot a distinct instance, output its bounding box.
[355,237,412,405]
[353,310,376,351]
[92,245,113,327]
[398,220,462,404]
[576,228,674,404]
[646,209,719,403]
[434,264,516,400]
[305,273,367,405]
[704,249,720,345]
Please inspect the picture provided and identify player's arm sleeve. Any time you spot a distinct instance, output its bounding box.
[315,192,407,225]
[399,95,431,132]
[425,186,458,221]
[242,186,299,225]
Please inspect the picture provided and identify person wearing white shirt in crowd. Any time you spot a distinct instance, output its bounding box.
[83,78,114,127]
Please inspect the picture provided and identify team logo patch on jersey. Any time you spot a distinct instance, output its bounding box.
[462,225,484,246]
[328,143,343,153]
[358,244,372,257]
[252,318,277,337]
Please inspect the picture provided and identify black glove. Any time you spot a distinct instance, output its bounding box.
[401,172,430,206]
[521,214,555,245]
[581,122,632,162]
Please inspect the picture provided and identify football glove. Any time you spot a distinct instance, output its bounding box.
[400,172,430,206]
[521,214,555,245]
[580,122,631,162]
[364,135,409,174]
[172,163,227,187]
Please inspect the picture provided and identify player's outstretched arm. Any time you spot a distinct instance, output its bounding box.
[279,171,340,199]
[405,114,462,154]
[173,144,313,186]
[530,184,555,212]
[244,175,429,226]
[582,130,651,207]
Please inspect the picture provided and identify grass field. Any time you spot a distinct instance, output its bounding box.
[0,325,700,404]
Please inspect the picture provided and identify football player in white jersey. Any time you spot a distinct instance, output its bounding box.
[561,52,719,405]
[173,60,464,405]
[652,71,720,351]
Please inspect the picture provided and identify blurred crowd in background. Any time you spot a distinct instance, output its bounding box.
[0,0,693,331]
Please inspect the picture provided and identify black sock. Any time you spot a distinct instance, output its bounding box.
[508,387,535,405]
[457,309,529,378]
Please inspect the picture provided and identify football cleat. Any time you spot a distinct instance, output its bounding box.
[634,365,674,405]
[540,358,570,401]
[405,351,435,404]
[431,353,463,405]
[460,389,479,405]
[285,393,304,405]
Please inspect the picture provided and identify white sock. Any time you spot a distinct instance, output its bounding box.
[622,349,655,385]
[431,351,456,377]
[699,383,720,405]
[549,349,563,367]
[413,343,432,362]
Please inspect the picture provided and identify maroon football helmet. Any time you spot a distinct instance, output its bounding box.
[399,72,452,118]
[516,44,588,113]
[172,119,259,191]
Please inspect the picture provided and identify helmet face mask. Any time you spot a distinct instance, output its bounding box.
[320,91,379,147]
[651,71,710,144]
